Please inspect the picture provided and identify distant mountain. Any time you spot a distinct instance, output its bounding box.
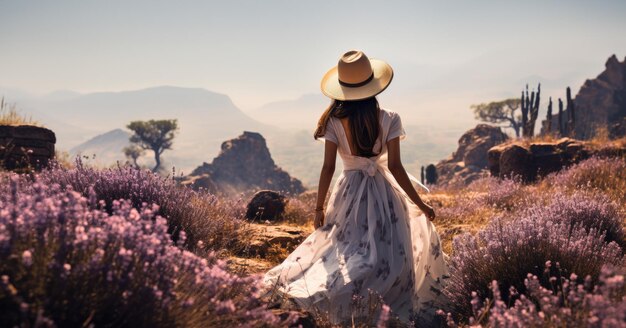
[21,85,261,130]
[70,129,131,166]
[7,86,274,172]
[40,90,82,102]
[248,93,329,130]
[4,85,464,186]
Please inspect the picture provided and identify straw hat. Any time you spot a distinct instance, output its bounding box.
[321,50,393,101]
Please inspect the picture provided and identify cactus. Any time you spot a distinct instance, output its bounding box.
[521,88,528,138]
[566,86,576,137]
[420,165,425,185]
[529,84,541,136]
[546,97,553,134]
[521,84,541,137]
[558,98,564,136]
[425,164,438,185]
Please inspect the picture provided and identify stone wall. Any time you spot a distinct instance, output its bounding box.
[0,125,56,170]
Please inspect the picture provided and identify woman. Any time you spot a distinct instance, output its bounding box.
[263,50,448,326]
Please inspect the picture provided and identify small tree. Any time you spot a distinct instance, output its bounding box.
[471,99,522,137]
[123,145,144,168]
[127,119,178,172]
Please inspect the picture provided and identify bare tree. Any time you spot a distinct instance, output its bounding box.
[471,99,522,137]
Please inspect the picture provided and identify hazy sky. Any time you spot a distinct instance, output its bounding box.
[1,0,625,120]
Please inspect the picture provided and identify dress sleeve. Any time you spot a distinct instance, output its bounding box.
[387,112,406,142]
[320,118,338,144]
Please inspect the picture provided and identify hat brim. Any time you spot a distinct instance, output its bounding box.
[320,58,393,101]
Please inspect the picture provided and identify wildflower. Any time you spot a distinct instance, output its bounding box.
[376,304,390,328]
[22,250,32,267]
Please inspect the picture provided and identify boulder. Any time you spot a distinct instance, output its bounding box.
[246,190,287,222]
[487,145,506,176]
[0,125,56,171]
[487,137,625,182]
[435,124,508,187]
[181,131,305,195]
[499,145,534,182]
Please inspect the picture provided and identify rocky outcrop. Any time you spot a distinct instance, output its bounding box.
[181,131,305,195]
[488,137,625,182]
[435,124,508,187]
[244,223,308,258]
[0,125,56,171]
[246,190,287,221]
[226,223,311,274]
[542,55,626,139]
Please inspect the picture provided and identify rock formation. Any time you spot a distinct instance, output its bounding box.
[244,223,308,258]
[435,124,508,187]
[542,55,626,139]
[246,190,287,221]
[488,137,626,182]
[182,131,305,195]
[0,125,56,171]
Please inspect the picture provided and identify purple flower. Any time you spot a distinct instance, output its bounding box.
[21,250,32,267]
[0,172,291,327]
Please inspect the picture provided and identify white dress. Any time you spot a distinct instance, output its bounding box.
[262,109,448,326]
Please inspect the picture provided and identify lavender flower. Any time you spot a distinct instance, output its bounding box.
[31,158,251,253]
[442,264,626,328]
[0,174,295,327]
[444,214,623,319]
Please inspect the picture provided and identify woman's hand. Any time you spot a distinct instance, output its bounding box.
[313,210,325,229]
[420,203,436,221]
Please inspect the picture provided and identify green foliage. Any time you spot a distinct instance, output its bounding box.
[471,98,521,137]
[123,145,145,168]
[127,119,178,172]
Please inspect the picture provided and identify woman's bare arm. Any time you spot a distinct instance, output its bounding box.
[316,140,337,210]
[313,140,337,228]
[386,137,435,220]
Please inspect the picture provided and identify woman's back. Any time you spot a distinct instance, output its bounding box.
[322,108,405,161]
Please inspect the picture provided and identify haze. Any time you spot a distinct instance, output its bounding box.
[1,0,625,185]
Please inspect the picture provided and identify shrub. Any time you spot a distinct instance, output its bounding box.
[470,176,528,211]
[439,264,626,328]
[282,191,317,226]
[545,156,626,205]
[35,159,251,254]
[444,215,623,319]
[521,191,625,248]
[0,175,292,327]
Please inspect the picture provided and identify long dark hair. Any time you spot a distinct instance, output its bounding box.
[314,97,381,157]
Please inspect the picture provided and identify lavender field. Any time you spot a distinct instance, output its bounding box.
[0,152,624,327]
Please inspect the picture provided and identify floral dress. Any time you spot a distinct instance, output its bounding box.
[262,109,448,326]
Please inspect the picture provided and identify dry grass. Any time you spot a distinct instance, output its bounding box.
[282,190,318,226]
[425,192,497,255]
[498,128,626,151]
[0,97,39,126]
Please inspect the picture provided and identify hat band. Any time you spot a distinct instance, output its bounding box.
[338,73,374,88]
